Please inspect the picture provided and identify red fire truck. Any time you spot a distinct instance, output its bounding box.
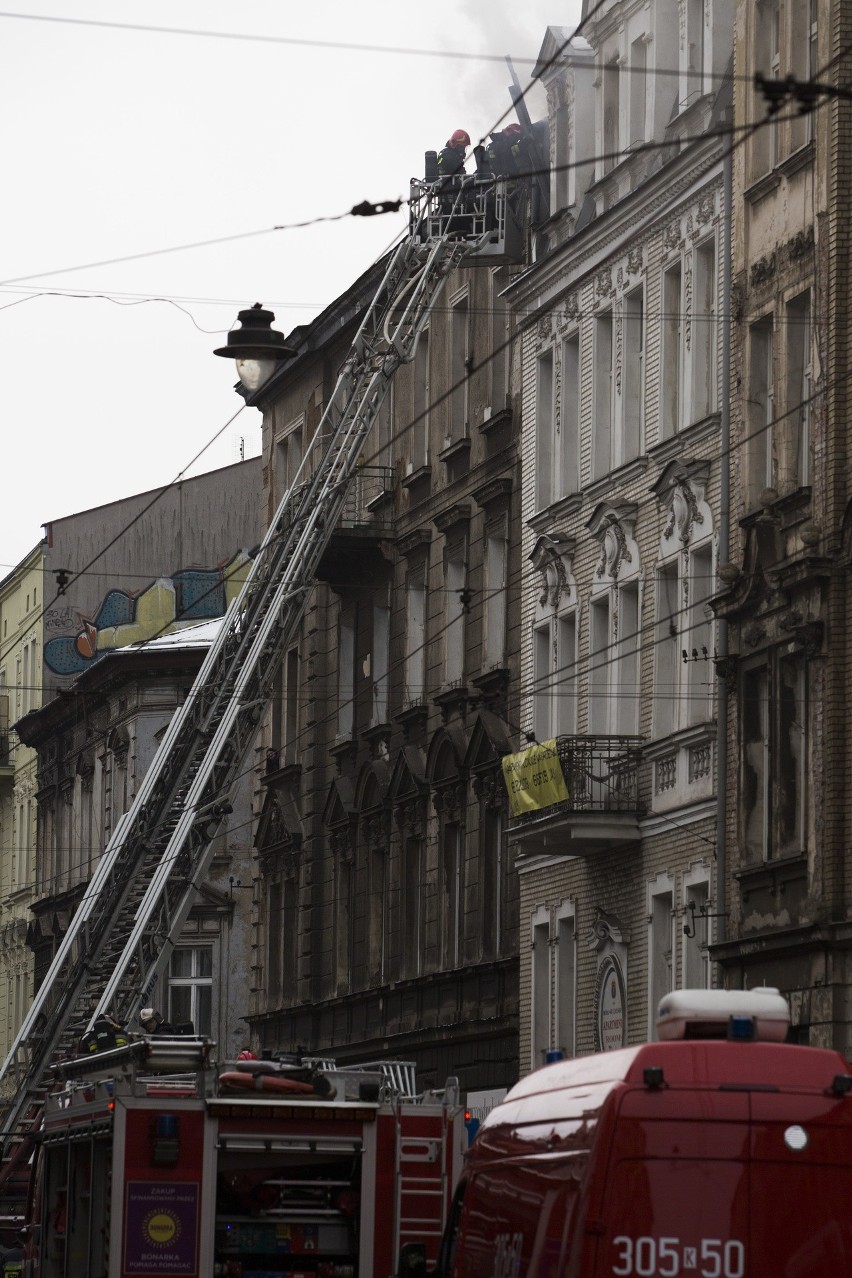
[440,990,852,1278]
[26,1038,464,1278]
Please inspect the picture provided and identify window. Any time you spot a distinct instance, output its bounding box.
[337,607,356,738]
[489,269,510,415]
[334,855,353,995]
[654,540,715,738]
[807,0,818,143]
[648,881,674,1037]
[593,311,614,477]
[683,875,711,989]
[684,0,705,104]
[660,262,683,439]
[752,0,781,176]
[536,335,580,505]
[533,623,552,742]
[789,0,818,151]
[484,525,507,669]
[555,904,576,1058]
[615,582,640,736]
[531,906,552,1068]
[589,581,640,737]
[276,419,303,494]
[169,947,213,1037]
[366,843,386,986]
[411,328,430,468]
[692,238,717,422]
[405,571,426,704]
[284,647,299,762]
[449,292,469,441]
[270,647,299,763]
[440,819,462,969]
[371,596,390,725]
[629,38,647,145]
[602,56,620,175]
[741,649,807,861]
[531,902,577,1067]
[374,379,394,468]
[401,834,423,979]
[479,804,502,961]
[555,612,578,737]
[655,561,679,739]
[784,292,811,490]
[748,315,775,505]
[561,332,581,494]
[742,665,769,859]
[534,611,578,741]
[21,643,28,717]
[444,550,466,686]
[553,94,571,211]
[686,544,714,726]
[589,595,611,735]
[535,349,555,509]
[622,289,644,462]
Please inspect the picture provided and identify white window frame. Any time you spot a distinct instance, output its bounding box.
[647,874,675,1039]
[169,945,214,1037]
[682,865,712,990]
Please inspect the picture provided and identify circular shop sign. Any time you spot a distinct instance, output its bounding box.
[595,954,626,1052]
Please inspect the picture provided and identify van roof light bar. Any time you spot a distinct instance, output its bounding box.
[657,989,790,1042]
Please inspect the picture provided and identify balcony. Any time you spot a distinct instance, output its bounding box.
[317,465,395,583]
[508,734,644,858]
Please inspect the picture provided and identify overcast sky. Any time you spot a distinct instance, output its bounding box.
[0,0,582,574]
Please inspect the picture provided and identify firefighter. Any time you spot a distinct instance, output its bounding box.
[485,123,529,232]
[78,1010,128,1055]
[437,129,472,235]
[485,123,523,177]
[1,1240,23,1277]
[139,1007,164,1035]
[437,128,470,182]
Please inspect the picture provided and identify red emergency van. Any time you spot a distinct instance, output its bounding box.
[439,989,852,1278]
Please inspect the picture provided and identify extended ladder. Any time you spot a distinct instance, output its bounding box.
[0,175,518,1153]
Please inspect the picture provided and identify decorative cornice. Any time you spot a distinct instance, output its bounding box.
[433,503,472,536]
[472,476,513,510]
[395,527,432,557]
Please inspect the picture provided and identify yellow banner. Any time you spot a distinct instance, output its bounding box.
[502,739,569,816]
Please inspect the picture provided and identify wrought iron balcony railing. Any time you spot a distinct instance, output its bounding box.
[338,465,395,530]
[511,734,643,823]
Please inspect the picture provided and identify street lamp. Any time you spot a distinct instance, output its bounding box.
[213,302,296,393]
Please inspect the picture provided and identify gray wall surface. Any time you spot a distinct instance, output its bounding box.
[40,459,261,698]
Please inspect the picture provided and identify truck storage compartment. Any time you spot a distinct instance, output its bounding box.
[215,1142,362,1278]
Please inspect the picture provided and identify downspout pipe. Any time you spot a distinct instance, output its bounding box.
[716,116,733,950]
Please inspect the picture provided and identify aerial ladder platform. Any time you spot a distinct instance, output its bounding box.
[0,169,521,1167]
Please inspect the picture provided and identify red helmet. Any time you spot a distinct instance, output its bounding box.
[450,129,471,148]
[504,123,522,137]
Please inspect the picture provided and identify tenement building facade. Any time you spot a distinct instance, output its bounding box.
[508,0,735,1068]
[712,0,852,1052]
[246,241,526,1095]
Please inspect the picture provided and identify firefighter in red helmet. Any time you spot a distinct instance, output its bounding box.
[435,128,472,234]
[486,123,523,178]
[438,128,471,182]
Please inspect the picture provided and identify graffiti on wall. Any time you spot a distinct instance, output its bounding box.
[43,554,251,676]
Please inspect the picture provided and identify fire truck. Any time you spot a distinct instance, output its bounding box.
[27,1037,464,1278]
[439,989,852,1278]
